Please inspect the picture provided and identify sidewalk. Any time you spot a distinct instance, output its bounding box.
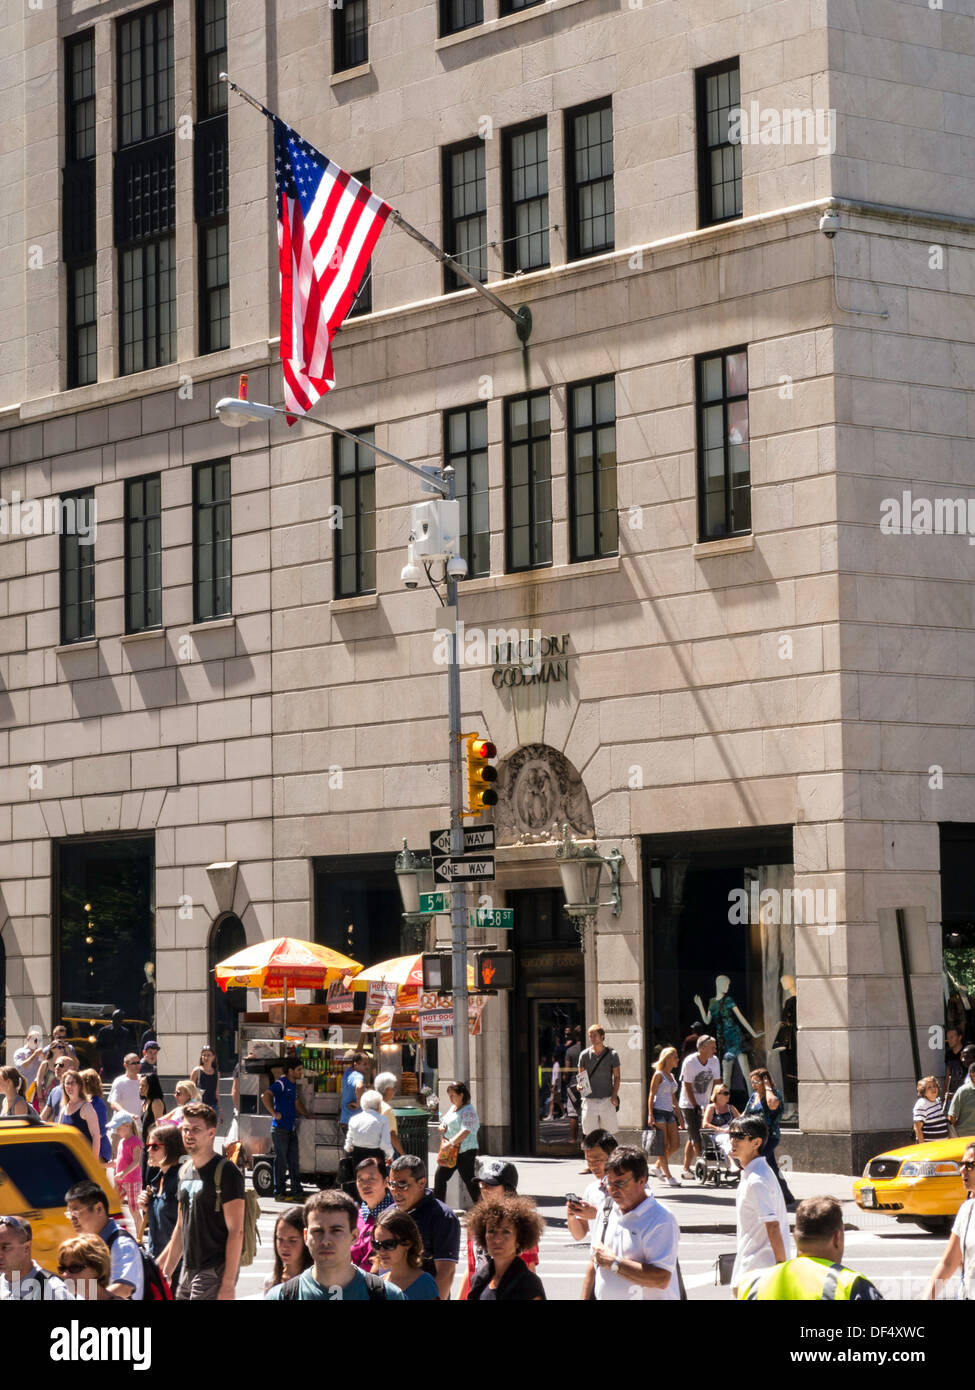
[462,1154,864,1233]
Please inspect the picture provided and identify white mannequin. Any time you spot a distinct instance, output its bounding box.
[694,974,762,1090]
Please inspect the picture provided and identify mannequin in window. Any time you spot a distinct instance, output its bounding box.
[693,975,762,1091]
[767,975,797,1118]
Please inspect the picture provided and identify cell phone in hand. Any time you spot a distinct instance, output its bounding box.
[566,1193,583,1205]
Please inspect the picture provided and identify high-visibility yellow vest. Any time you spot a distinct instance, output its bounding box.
[738,1256,864,1301]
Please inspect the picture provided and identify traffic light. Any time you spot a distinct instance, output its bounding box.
[421,953,453,992]
[474,950,515,991]
[464,733,498,814]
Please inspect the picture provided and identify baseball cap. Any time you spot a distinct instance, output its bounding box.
[143,1041,160,1051]
[476,1157,519,1191]
[106,1111,137,1132]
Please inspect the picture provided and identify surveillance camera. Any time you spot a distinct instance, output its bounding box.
[401,562,422,590]
[819,211,840,239]
[446,555,468,580]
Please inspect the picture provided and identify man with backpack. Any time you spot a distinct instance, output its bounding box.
[265,1190,406,1300]
[159,1101,246,1300]
[65,1180,144,1299]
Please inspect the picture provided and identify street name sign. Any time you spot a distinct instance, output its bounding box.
[469,908,513,929]
[418,891,451,914]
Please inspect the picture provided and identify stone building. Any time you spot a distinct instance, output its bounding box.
[0,0,974,1169]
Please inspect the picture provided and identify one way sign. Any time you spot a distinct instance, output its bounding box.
[433,856,496,883]
[429,825,496,857]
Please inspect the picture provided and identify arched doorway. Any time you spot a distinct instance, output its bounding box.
[209,914,246,1072]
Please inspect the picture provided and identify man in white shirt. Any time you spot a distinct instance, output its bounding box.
[678,1035,720,1178]
[344,1089,394,1163]
[589,1146,680,1301]
[0,1215,74,1301]
[108,1053,142,1116]
[730,1115,791,1294]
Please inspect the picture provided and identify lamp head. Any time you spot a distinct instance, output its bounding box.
[215,397,278,428]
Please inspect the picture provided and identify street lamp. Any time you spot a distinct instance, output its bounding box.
[394,840,435,952]
[216,380,475,1083]
[555,823,623,944]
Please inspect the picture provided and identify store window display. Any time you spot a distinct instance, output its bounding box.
[694,976,761,1093]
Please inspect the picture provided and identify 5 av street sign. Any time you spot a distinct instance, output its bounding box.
[433,856,496,884]
[418,891,451,914]
[429,825,496,857]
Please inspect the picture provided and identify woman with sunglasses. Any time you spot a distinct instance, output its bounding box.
[371,1209,440,1300]
[57,1069,101,1158]
[34,1042,72,1112]
[191,1046,220,1119]
[924,1141,975,1300]
[160,1079,200,1128]
[744,1067,796,1207]
[138,1074,166,1183]
[138,1123,185,1259]
[56,1234,122,1301]
[264,1206,313,1294]
[39,1056,74,1122]
[702,1081,741,1131]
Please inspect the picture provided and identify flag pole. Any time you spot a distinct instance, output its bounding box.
[220,73,533,343]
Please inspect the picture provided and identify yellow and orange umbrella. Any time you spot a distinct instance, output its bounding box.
[214,936,363,1028]
[347,952,474,1004]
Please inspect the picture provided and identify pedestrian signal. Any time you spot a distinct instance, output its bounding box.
[474,950,515,991]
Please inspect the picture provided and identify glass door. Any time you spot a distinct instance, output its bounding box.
[533,999,585,1155]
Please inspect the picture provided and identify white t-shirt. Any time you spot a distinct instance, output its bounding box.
[580,1177,612,1247]
[952,1197,975,1298]
[108,1075,142,1116]
[679,1053,721,1110]
[594,1193,680,1301]
[732,1156,792,1290]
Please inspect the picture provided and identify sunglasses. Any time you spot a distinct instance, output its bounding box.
[370,1237,401,1252]
[389,1181,413,1192]
[146,1142,163,1151]
[728,1131,748,1140]
[58,1263,90,1276]
[0,1216,30,1232]
[960,1160,975,1171]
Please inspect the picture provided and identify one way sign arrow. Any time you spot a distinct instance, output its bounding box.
[432,856,496,883]
[430,825,496,857]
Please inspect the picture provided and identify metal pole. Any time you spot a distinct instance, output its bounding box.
[445,466,470,1084]
[895,908,922,1081]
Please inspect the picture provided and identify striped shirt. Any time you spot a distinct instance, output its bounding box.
[912,1096,950,1141]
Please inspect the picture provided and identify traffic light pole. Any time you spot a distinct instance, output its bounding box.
[444,465,471,1083]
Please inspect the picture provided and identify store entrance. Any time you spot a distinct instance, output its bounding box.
[507,888,584,1156]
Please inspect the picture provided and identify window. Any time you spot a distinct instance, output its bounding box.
[346,170,373,317]
[566,100,614,260]
[60,488,95,645]
[696,347,750,540]
[64,33,96,389]
[196,0,229,353]
[440,0,482,36]
[118,4,174,149]
[125,474,163,632]
[194,460,232,621]
[443,141,487,292]
[569,377,617,562]
[500,0,543,14]
[445,405,489,579]
[0,1142,91,1212]
[697,59,742,226]
[503,122,549,274]
[334,0,368,72]
[115,4,176,376]
[505,392,551,572]
[334,430,376,597]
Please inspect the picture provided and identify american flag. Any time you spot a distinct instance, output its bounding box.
[273,118,391,419]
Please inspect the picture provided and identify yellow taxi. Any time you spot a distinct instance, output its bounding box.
[0,1111,123,1271]
[852,1136,971,1233]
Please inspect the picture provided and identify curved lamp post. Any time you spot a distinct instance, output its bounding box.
[394,840,435,953]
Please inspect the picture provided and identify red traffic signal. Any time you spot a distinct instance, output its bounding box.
[465,733,499,812]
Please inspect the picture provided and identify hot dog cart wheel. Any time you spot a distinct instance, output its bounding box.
[252,1159,275,1196]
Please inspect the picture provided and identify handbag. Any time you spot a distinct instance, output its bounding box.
[641,1124,665,1157]
[436,1139,459,1169]
[715,1252,736,1286]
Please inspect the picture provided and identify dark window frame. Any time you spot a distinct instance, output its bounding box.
[502,119,549,275]
[118,236,176,377]
[333,0,368,73]
[439,0,483,37]
[116,2,175,150]
[504,390,552,574]
[568,375,618,564]
[59,487,96,645]
[65,31,96,163]
[124,472,163,634]
[193,459,232,622]
[196,0,228,122]
[442,139,488,293]
[565,98,614,261]
[444,403,490,580]
[695,345,751,541]
[499,0,543,15]
[696,58,743,228]
[64,32,97,390]
[198,216,229,355]
[333,429,376,599]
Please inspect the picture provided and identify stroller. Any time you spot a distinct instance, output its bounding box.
[694,1128,740,1188]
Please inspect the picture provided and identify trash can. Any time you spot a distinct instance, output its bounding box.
[394,1106,430,1164]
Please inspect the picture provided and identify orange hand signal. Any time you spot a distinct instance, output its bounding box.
[482,960,496,985]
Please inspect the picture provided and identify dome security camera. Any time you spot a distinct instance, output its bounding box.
[401,561,422,590]
[446,555,468,580]
[819,210,840,239]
